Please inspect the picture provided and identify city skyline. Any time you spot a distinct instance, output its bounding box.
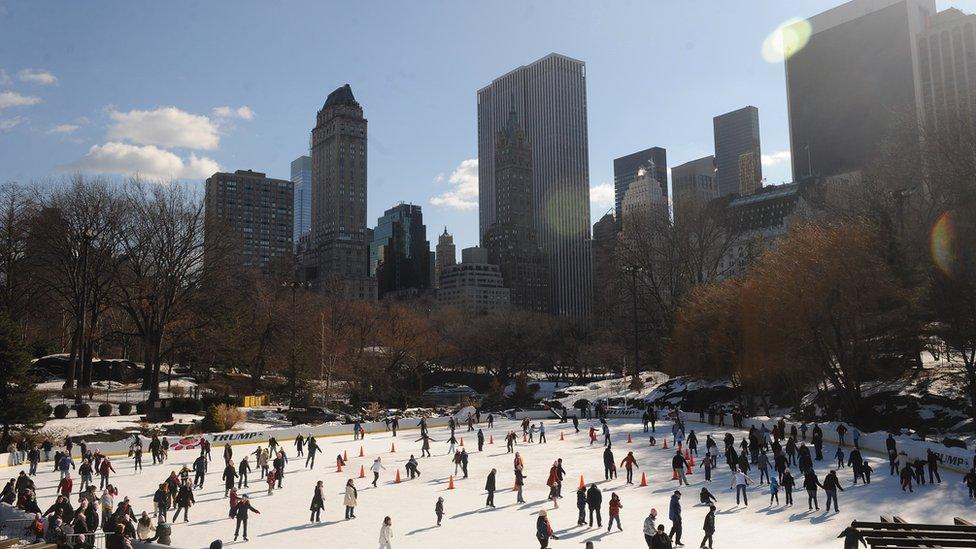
[1,0,972,252]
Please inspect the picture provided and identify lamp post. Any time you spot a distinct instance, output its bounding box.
[282,280,310,408]
[623,265,643,382]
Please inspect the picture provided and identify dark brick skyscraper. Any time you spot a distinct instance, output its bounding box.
[484,109,549,313]
[306,84,374,299]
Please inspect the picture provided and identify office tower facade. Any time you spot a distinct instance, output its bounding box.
[917,7,976,138]
[370,203,432,299]
[613,147,668,226]
[438,246,510,313]
[483,109,550,313]
[434,228,456,289]
[672,155,719,222]
[204,169,293,273]
[591,212,617,325]
[620,166,669,234]
[307,84,374,299]
[785,0,934,180]
[714,106,762,197]
[290,155,312,249]
[477,53,592,318]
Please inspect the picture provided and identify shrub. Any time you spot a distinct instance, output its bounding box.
[98,403,113,417]
[118,403,133,415]
[169,385,186,398]
[43,403,53,417]
[53,404,69,419]
[135,401,147,414]
[76,403,91,418]
[169,399,185,413]
[183,399,202,414]
[202,404,244,432]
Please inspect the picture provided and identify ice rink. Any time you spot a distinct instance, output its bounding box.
[18,417,976,548]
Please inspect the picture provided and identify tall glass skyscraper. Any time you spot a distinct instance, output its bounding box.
[369,203,432,299]
[713,106,762,197]
[477,53,592,319]
[290,155,312,249]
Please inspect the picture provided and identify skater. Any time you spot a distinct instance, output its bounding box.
[487,413,494,428]
[823,470,843,513]
[643,508,658,547]
[405,455,420,479]
[305,436,319,469]
[132,443,143,472]
[573,415,580,433]
[731,468,751,506]
[769,475,780,505]
[672,450,689,486]
[699,487,716,506]
[310,481,324,523]
[379,516,393,549]
[576,486,587,526]
[295,434,305,457]
[416,434,433,458]
[587,483,602,527]
[668,490,683,547]
[435,496,444,526]
[153,483,170,520]
[589,426,598,446]
[607,493,623,532]
[700,504,715,549]
[273,451,286,488]
[539,423,546,443]
[485,468,497,507]
[536,510,556,548]
[460,449,469,478]
[604,445,616,480]
[174,481,194,522]
[98,457,115,489]
[782,469,795,506]
[963,468,976,499]
[238,456,250,488]
[835,446,845,469]
[222,461,237,497]
[621,451,640,484]
[370,457,386,487]
[927,449,943,484]
[546,462,560,508]
[836,424,848,447]
[477,429,485,452]
[803,470,822,509]
[193,454,207,488]
[228,487,239,517]
[838,521,868,549]
[515,464,527,504]
[900,462,914,492]
[265,469,276,496]
[344,479,358,519]
[232,495,259,542]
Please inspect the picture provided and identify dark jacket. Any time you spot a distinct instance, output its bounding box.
[703,510,715,533]
[485,471,496,492]
[586,486,602,509]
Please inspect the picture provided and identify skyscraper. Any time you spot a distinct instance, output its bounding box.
[204,169,293,273]
[369,203,432,299]
[785,0,934,180]
[307,84,374,300]
[484,109,550,313]
[438,246,511,314]
[434,227,456,289]
[478,53,592,318]
[714,106,762,197]
[591,212,617,325]
[620,166,669,234]
[917,7,976,138]
[290,155,312,248]
[672,155,718,223]
[613,147,668,226]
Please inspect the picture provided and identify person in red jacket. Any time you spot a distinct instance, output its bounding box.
[57,474,72,498]
[608,492,623,532]
[620,451,640,484]
[98,457,116,489]
[546,461,561,508]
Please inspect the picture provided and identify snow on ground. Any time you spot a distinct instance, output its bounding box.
[10,417,974,549]
[554,372,671,409]
[37,414,204,438]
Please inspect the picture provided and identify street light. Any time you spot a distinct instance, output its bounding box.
[622,265,644,384]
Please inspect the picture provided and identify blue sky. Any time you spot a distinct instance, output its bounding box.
[0,0,970,250]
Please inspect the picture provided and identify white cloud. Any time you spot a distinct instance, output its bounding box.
[49,123,80,134]
[0,90,41,109]
[430,158,478,210]
[590,182,614,211]
[213,105,254,120]
[0,69,10,86]
[0,116,25,131]
[761,150,791,167]
[108,107,219,150]
[17,68,57,85]
[63,142,219,180]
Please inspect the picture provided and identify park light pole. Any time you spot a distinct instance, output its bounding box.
[623,264,644,385]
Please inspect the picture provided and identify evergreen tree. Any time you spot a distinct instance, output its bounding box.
[0,314,47,446]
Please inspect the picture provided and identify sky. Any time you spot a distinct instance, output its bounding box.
[0,0,972,251]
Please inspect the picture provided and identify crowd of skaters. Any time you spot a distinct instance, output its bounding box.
[3,404,976,549]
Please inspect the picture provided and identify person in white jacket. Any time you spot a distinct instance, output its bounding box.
[370,458,386,488]
[379,516,393,549]
[731,469,752,506]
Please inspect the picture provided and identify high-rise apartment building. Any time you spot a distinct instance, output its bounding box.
[204,169,293,273]
[306,84,374,300]
[483,109,550,313]
[438,246,510,314]
[370,203,432,299]
[591,212,617,325]
[290,155,312,249]
[620,166,669,234]
[714,106,762,197]
[785,0,934,180]
[434,227,456,290]
[672,155,719,222]
[917,7,976,138]
[477,53,592,318]
[613,147,668,226]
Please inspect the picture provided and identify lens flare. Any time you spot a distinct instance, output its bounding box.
[544,187,588,238]
[762,18,812,63]
[930,212,956,277]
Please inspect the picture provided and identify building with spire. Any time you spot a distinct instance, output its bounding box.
[304,84,374,300]
[483,108,550,313]
[434,227,456,289]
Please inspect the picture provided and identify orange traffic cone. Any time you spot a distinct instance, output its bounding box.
[686,461,693,475]
[448,475,455,490]
[395,469,401,483]
[336,459,343,473]
[390,443,396,453]
[489,435,494,444]
[578,475,585,489]
[559,432,564,441]
[663,439,669,449]
[627,433,633,444]
[359,465,365,479]
[343,450,348,461]
[459,437,464,447]
[359,446,364,457]
[639,472,648,487]
[686,449,695,466]
[671,469,679,481]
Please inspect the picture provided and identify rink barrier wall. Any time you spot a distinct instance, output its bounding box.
[0,502,180,549]
[1,416,456,469]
